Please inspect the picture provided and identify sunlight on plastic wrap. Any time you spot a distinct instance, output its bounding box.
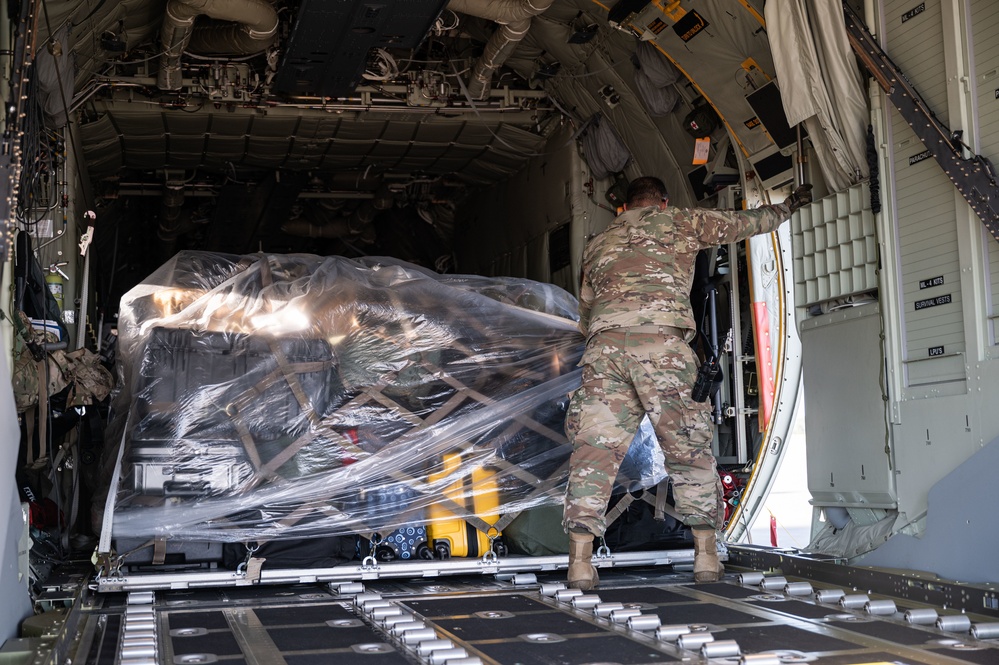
[104,251,665,542]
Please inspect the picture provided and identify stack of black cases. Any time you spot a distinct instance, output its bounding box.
[118,328,339,566]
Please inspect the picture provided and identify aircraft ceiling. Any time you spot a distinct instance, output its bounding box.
[25,0,808,287]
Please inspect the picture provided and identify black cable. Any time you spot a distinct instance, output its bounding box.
[70,0,107,27]
[695,289,716,358]
[41,0,94,229]
[174,100,206,114]
[866,124,881,214]
[15,76,51,228]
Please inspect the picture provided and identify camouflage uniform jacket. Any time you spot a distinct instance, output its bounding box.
[578,203,790,337]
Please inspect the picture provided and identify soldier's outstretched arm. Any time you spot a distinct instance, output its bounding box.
[686,185,812,247]
[685,204,788,247]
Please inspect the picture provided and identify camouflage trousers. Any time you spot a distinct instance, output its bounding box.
[563,328,723,536]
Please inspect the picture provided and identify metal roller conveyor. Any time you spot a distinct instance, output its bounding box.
[570,594,602,609]
[416,638,456,657]
[554,588,583,603]
[937,615,972,632]
[593,602,624,617]
[759,576,787,591]
[71,549,999,665]
[428,647,469,664]
[677,631,715,651]
[610,608,643,624]
[701,639,742,658]
[382,613,415,629]
[390,620,427,636]
[120,645,157,659]
[784,582,813,596]
[815,589,846,604]
[370,606,403,621]
[839,594,869,609]
[401,628,438,644]
[539,583,565,597]
[656,624,692,642]
[121,602,158,665]
[361,601,393,614]
[971,622,999,639]
[904,608,938,624]
[353,593,382,607]
[865,599,897,615]
[626,614,662,631]
[127,592,155,605]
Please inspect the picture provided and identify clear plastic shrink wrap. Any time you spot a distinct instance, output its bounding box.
[102,252,665,544]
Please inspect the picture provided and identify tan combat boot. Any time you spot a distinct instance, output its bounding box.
[567,531,599,590]
[692,528,725,583]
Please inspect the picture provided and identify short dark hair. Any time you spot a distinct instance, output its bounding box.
[627,176,668,207]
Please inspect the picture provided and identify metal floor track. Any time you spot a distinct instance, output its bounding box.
[66,565,999,665]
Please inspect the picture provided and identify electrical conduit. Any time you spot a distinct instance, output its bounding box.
[446,0,554,99]
[157,0,279,90]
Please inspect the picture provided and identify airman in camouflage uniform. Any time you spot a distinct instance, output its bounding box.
[564,176,812,589]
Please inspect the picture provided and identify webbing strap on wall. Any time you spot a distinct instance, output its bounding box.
[843,2,999,242]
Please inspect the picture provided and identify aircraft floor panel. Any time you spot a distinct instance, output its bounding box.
[60,566,999,665]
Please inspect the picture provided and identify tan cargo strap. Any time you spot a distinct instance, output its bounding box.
[604,483,684,527]
[222,352,337,486]
[619,325,694,342]
[654,480,669,521]
[604,491,637,526]
[462,508,519,539]
[646,484,683,523]
[267,341,325,428]
[152,537,167,565]
[465,466,567,538]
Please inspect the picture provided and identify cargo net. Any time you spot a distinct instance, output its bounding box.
[101,252,664,554]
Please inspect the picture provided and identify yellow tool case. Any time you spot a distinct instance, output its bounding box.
[427,452,505,558]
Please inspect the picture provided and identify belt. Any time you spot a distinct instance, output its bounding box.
[615,325,691,340]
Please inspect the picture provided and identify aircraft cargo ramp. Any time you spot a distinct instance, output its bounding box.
[26,548,999,665]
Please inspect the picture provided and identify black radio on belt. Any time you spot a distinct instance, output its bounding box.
[691,357,721,403]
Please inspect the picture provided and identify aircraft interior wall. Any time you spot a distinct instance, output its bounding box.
[880,0,999,536]
[782,0,999,582]
[0,349,32,646]
[453,124,614,289]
